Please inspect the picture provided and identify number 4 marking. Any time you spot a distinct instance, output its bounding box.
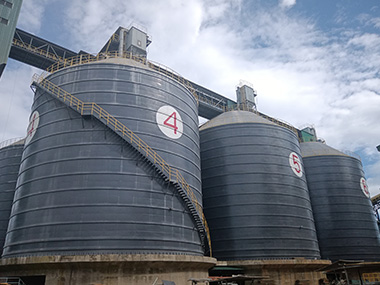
[156,106,183,139]
[163,112,178,134]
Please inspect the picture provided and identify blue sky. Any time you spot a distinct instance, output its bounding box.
[1,0,380,196]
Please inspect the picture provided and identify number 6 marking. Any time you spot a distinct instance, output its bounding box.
[360,177,370,198]
[156,105,183,139]
[289,152,303,177]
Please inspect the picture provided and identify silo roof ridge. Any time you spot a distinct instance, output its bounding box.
[11,138,25,146]
[199,110,277,131]
[300,141,349,158]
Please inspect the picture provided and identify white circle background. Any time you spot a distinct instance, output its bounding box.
[25,111,40,145]
[360,177,370,198]
[289,152,303,178]
[156,105,183,139]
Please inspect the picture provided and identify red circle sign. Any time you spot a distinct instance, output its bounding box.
[156,105,183,139]
[360,177,370,198]
[25,111,40,145]
[289,152,303,178]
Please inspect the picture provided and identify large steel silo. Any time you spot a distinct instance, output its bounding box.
[301,142,380,261]
[200,111,320,260]
[3,58,203,257]
[0,139,24,255]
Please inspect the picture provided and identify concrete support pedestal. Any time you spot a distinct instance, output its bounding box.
[0,254,216,285]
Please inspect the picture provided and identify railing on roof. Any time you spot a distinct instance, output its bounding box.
[101,32,120,54]
[0,137,24,150]
[222,103,299,136]
[43,51,199,104]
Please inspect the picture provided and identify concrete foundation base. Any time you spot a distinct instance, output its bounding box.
[0,254,216,285]
[218,258,331,285]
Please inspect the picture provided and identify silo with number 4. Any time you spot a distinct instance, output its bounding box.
[3,57,204,257]
[200,110,320,260]
[301,142,380,261]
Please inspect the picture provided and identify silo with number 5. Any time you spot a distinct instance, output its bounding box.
[200,110,320,260]
[301,142,380,261]
[3,57,205,257]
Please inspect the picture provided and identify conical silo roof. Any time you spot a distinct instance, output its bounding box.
[200,110,276,131]
[300,142,348,158]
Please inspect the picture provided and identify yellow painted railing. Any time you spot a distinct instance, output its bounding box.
[14,37,199,104]
[12,38,64,62]
[223,103,299,135]
[43,51,199,104]
[103,32,120,53]
[32,74,211,255]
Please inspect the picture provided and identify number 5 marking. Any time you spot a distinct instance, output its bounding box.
[289,152,303,178]
[292,154,301,173]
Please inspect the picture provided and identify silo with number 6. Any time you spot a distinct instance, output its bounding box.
[200,110,320,260]
[300,142,380,261]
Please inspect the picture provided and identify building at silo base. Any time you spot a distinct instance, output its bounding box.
[214,259,331,285]
[0,254,216,285]
[319,260,380,285]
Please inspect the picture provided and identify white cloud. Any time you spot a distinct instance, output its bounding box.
[348,33,380,49]
[357,13,380,29]
[372,17,380,29]
[0,64,36,142]
[64,0,205,54]
[319,91,380,150]
[17,0,53,33]
[279,0,296,8]
[367,160,380,198]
